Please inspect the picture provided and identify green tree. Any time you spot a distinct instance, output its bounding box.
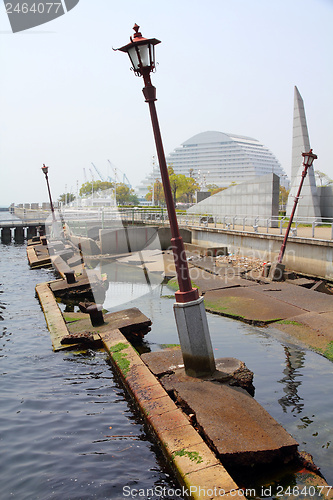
[179,177,200,203]
[279,186,289,206]
[115,183,138,205]
[79,180,114,197]
[146,179,165,205]
[205,184,227,196]
[58,192,75,204]
[168,166,187,204]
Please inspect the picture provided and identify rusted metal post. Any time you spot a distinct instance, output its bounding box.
[79,301,104,327]
[277,149,317,264]
[41,164,56,223]
[141,70,199,303]
[116,25,216,377]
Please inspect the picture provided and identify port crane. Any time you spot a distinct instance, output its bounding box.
[89,161,132,189]
[107,159,132,189]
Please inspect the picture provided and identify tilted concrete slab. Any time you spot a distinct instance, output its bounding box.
[285,311,333,342]
[258,282,333,313]
[203,287,306,323]
[147,365,298,468]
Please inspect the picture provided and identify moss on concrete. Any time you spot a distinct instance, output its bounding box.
[160,344,180,350]
[319,341,333,362]
[275,320,302,326]
[63,316,81,323]
[109,342,131,376]
[172,448,203,464]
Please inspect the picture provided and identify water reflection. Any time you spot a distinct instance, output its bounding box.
[101,260,163,311]
[278,346,305,414]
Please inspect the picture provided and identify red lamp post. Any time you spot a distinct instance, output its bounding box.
[116,25,215,377]
[277,149,317,264]
[41,164,56,223]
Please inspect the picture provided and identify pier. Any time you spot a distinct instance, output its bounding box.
[0,219,46,243]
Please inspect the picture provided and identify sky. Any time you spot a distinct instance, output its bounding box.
[0,0,332,206]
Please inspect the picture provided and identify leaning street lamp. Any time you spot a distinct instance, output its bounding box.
[277,149,318,264]
[116,25,216,377]
[41,163,56,222]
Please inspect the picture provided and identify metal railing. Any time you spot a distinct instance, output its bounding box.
[7,207,333,241]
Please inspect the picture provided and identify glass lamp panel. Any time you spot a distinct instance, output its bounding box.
[128,46,140,70]
[307,156,315,167]
[149,44,156,68]
[137,43,150,68]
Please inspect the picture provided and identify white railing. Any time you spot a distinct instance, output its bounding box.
[10,206,333,241]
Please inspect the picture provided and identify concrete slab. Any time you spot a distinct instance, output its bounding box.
[259,282,333,313]
[203,287,306,323]
[285,311,333,342]
[158,370,298,467]
[188,268,258,294]
[36,282,76,351]
[27,244,51,268]
[182,466,244,500]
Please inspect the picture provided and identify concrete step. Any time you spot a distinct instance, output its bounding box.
[142,350,298,468]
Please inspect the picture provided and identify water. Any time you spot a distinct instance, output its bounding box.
[1,212,333,499]
[0,242,180,499]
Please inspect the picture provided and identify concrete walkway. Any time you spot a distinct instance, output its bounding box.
[185,221,333,241]
[182,255,333,361]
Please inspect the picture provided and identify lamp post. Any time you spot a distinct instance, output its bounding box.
[41,163,56,222]
[277,149,317,264]
[116,25,216,377]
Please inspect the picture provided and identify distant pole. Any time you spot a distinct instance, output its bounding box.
[277,149,317,264]
[41,164,56,222]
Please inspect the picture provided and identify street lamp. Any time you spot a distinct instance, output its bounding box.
[277,149,317,264]
[116,25,216,377]
[41,163,56,222]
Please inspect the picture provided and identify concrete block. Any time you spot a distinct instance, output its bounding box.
[174,296,216,377]
[269,262,285,281]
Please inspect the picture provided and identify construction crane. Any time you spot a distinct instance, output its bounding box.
[91,162,105,182]
[107,159,132,189]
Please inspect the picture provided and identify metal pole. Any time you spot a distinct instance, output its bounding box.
[142,70,198,303]
[44,171,56,222]
[277,163,308,264]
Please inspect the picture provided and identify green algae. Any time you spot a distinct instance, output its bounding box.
[109,342,131,376]
[172,448,203,464]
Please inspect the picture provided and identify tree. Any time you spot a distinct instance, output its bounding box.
[206,184,227,196]
[315,170,333,186]
[115,183,138,205]
[79,180,114,197]
[58,192,75,204]
[279,186,289,206]
[146,180,165,205]
[168,166,187,204]
[179,177,200,203]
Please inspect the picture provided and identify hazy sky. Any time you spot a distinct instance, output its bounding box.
[0,0,332,206]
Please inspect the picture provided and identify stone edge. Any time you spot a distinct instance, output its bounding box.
[101,330,244,500]
[36,281,244,499]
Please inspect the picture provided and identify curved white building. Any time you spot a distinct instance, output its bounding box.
[166,131,288,188]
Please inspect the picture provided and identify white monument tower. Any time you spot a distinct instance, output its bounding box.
[286,86,321,219]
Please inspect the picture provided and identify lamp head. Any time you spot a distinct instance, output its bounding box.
[41,164,49,176]
[116,24,160,76]
[302,149,317,168]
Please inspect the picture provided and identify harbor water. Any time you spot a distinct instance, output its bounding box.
[0,212,332,499]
